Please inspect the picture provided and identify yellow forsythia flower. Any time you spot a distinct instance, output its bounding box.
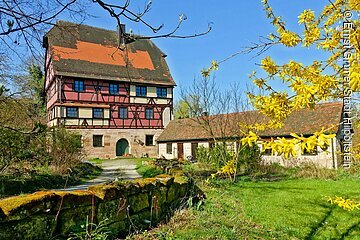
[350,61,360,91]
[279,30,301,47]
[304,25,321,46]
[349,0,360,11]
[298,9,315,24]
[241,131,258,147]
[261,56,278,75]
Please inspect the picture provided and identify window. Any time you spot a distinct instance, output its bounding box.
[145,135,154,146]
[302,147,318,156]
[119,107,128,119]
[93,135,103,147]
[263,148,272,156]
[74,80,85,92]
[93,108,104,118]
[66,107,78,118]
[145,108,154,119]
[157,87,167,98]
[109,83,119,95]
[166,143,172,154]
[136,86,147,96]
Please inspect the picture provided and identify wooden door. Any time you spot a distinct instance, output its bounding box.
[116,139,129,156]
[191,143,198,160]
[177,143,184,159]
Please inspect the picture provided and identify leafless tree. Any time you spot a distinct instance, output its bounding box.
[0,0,211,59]
[180,73,263,176]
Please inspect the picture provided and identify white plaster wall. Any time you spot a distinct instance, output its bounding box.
[261,138,337,169]
[158,139,336,168]
[130,85,136,96]
[154,99,169,104]
[158,143,177,159]
[166,88,172,98]
[79,108,92,118]
[162,107,171,127]
[159,142,211,159]
[183,143,192,158]
[147,87,156,97]
[130,97,148,104]
[130,97,170,105]
[199,142,209,148]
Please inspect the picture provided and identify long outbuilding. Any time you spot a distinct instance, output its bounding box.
[157,102,347,168]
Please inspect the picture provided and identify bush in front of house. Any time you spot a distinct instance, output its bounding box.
[48,127,85,174]
[0,125,86,176]
[196,143,262,175]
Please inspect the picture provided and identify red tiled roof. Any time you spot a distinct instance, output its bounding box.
[44,21,175,86]
[157,102,343,142]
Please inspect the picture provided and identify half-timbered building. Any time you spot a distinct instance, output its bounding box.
[43,21,175,158]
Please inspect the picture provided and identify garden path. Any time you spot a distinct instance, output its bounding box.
[60,158,141,191]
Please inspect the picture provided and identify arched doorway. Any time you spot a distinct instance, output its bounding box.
[116,139,129,156]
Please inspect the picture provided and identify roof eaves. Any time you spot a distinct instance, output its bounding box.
[54,71,177,86]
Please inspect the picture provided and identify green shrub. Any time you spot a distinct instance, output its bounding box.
[0,124,49,174]
[196,143,261,174]
[196,144,231,169]
[0,125,84,175]
[48,127,84,174]
[135,164,163,178]
[237,144,262,174]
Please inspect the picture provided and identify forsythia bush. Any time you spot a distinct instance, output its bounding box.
[211,160,236,180]
[203,0,359,160]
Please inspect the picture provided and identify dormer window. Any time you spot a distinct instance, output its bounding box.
[74,80,85,92]
[136,86,147,97]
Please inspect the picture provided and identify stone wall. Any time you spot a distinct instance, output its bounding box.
[0,173,203,239]
[70,128,164,159]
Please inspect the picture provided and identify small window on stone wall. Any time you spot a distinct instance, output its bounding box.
[166,143,172,154]
[263,148,272,156]
[302,147,318,156]
[93,135,103,147]
[145,135,154,146]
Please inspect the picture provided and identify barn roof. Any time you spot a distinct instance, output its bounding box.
[44,21,175,86]
[157,102,344,142]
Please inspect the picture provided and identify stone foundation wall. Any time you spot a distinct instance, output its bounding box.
[69,128,164,159]
[0,173,203,239]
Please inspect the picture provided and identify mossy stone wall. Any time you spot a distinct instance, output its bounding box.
[0,173,203,239]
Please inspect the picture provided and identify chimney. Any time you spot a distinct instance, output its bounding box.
[117,24,126,46]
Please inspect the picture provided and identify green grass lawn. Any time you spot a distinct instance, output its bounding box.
[134,158,164,178]
[88,157,162,178]
[132,178,360,240]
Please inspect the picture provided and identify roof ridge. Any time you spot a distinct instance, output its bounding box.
[55,20,146,38]
[181,101,343,122]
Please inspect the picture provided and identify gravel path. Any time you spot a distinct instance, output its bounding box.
[60,158,142,191]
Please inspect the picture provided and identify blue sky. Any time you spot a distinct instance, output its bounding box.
[79,0,330,100]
